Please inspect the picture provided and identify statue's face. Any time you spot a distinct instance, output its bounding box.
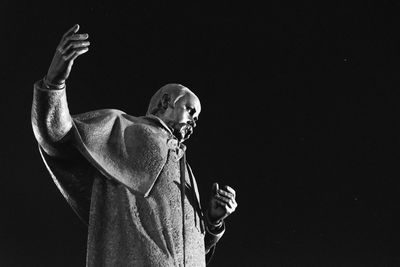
[161,92,201,142]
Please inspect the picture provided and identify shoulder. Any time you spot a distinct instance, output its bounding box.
[72,109,168,138]
[73,109,126,121]
[73,109,147,125]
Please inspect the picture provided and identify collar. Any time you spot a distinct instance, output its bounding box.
[146,115,187,152]
[146,114,174,135]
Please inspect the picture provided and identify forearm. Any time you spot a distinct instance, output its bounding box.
[204,220,225,253]
[204,220,225,265]
[31,79,73,156]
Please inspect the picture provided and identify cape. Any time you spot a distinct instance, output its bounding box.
[37,107,189,223]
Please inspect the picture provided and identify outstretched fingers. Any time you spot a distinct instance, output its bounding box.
[62,24,80,40]
[56,25,90,63]
[56,24,90,61]
[62,40,90,53]
[58,24,80,47]
[59,34,89,53]
[63,47,89,61]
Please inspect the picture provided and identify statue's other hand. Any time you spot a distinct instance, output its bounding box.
[45,24,90,85]
[207,183,238,223]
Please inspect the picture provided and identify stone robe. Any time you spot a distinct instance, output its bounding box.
[31,80,224,266]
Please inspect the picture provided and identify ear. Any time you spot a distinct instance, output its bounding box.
[160,93,171,110]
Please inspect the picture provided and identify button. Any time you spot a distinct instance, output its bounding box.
[167,139,178,150]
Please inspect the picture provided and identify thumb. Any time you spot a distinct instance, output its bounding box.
[73,24,80,33]
[212,182,219,195]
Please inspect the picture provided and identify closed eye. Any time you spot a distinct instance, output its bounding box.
[186,106,196,116]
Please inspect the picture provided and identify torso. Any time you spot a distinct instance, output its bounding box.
[86,122,206,267]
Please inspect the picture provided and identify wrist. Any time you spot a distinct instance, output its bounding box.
[205,214,225,236]
[205,211,223,230]
[43,76,65,90]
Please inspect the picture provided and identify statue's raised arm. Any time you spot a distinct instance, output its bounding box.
[31,24,90,157]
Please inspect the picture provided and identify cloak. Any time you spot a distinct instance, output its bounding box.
[36,110,201,223]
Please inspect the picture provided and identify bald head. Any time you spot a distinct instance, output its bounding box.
[147,83,201,141]
[146,83,200,116]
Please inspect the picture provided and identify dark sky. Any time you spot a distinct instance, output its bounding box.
[2,0,400,266]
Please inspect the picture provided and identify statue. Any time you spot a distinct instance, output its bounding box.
[31,24,237,266]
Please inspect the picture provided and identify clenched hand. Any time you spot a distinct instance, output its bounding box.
[207,183,237,224]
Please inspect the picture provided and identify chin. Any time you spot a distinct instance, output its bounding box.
[171,128,185,141]
[172,124,193,142]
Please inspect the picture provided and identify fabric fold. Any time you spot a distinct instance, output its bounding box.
[70,109,172,197]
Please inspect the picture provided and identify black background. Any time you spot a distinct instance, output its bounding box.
[2,0,400,266]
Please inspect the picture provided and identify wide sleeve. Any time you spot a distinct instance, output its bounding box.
[32,80,95,223]
[204,221,225,264]
[31,80,74,158]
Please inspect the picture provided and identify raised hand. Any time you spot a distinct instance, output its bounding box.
[207,183,238,224]
[45,24,90,85]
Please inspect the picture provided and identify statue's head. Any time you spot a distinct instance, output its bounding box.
[147,83,201,142]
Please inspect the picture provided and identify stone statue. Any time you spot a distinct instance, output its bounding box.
[31,24,237,266]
